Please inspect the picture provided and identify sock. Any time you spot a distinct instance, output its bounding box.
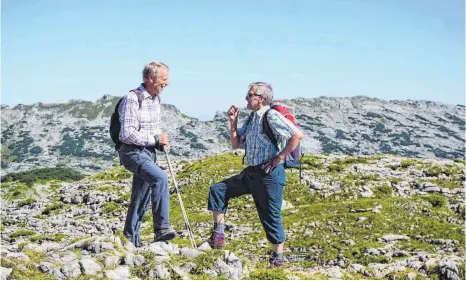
[213,222,225,234]
[273,252,284,260]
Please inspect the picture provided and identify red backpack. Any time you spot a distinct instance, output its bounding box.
[262,102,302,168]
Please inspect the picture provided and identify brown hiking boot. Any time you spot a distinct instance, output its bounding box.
[207,232,226,249]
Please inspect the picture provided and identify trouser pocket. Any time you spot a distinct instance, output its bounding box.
[119,147,151,175]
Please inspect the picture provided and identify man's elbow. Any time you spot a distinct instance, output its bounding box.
[294,130,304,140]
[120,128,133,143]
[120,132,129,143]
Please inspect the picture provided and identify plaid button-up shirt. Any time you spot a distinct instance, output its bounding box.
[119,84,162,146]
[237,105,297,166]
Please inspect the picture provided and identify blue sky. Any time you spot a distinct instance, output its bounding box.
[2,0,464,120]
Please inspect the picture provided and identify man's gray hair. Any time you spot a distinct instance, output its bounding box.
[142,61,169,80]
[249,82,273,105]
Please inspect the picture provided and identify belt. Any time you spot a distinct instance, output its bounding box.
[121,143,156,152]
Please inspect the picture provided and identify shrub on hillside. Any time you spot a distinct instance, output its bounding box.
[422,194,447,208]
[1,167,85,186]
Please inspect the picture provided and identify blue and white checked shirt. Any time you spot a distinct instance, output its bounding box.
[119,84,162,146]
[237,105,298,166]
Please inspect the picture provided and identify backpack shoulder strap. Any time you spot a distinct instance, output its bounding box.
[115,97,124,114]
[262,108,279,150]
[242,112,255,165]
[244,112,254,130]
[129,89,143,110]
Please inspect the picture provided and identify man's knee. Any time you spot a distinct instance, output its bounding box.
[150,175,168,198]
[209,183,223,196]
[154,173,168,189]
[266,232,285,244]
[140,162,168,185]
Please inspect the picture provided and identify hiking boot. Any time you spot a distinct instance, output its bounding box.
[154,226,176,242]
[269,255,284,267]
[207,232,226,249]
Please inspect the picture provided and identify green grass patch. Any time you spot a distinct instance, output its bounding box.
[115,229,129,244]
[1,258,53,280]
[428,179,463,190]
[18,241,28,250]
[52,233,69,242]
[49,183,61,193]
[42,202,67,215]
[1,167,84,186]
[420,194,447,208]
[18,198,37,207]
[328,164,344,172]
[1,182,38,200]
[373,184,392,198]
[249,268,288,280]
[401,159,422,169]
[97,185,119,193]
[424,165,463,177]
[10,229,35,239]
[190,250,225,275]
[30,233,69,243]
[389,178,403,184]
[24,250,47,263]
[92,167,132,181]
[101,201,124,214]
[29,234,47,242]
[333,157,369,165]
[301,155,325,169]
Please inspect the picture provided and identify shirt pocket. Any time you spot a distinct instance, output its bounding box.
[257,133,272,148]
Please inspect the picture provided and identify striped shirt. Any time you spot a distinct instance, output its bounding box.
[119,84,162,146]
[237,105,298,166]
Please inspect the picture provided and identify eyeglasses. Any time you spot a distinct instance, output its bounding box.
[246,93,262,99]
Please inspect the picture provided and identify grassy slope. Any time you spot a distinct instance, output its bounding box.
[1,153,464,279]
[145,153,464,278]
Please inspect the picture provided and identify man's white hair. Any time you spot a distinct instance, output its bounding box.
[142,61,169,81]
[249,82,273,105]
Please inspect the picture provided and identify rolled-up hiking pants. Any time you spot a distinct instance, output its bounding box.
[208,164,286,244]
[119,143,170,247]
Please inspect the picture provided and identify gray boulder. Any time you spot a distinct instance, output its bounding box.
[381,234,410,242]
[79,258,103,275]
[1,267,13,280]
[439,257,460,280]
[155,264,171,279]
[104,266,131,280]
[104,256,121,268]
[60,262,82,279]
[180,247,204,258]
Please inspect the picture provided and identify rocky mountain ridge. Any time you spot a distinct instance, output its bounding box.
[1,95,464,175]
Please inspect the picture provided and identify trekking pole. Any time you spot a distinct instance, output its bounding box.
[163,147,197,249]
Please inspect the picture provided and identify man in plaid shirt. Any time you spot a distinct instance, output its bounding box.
[118,61,175,247]
[207,82,303,267]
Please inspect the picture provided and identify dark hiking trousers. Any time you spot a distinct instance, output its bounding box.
[119,144,170,247]
[208,164,286,244]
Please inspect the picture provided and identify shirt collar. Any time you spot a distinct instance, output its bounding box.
[138,84,160,101]
[254,105,270,117]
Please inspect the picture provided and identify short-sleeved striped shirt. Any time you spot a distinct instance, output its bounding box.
[118,84,162,146]
[237,105,298,166]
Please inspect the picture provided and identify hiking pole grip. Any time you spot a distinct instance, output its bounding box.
[163,146,197,249]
